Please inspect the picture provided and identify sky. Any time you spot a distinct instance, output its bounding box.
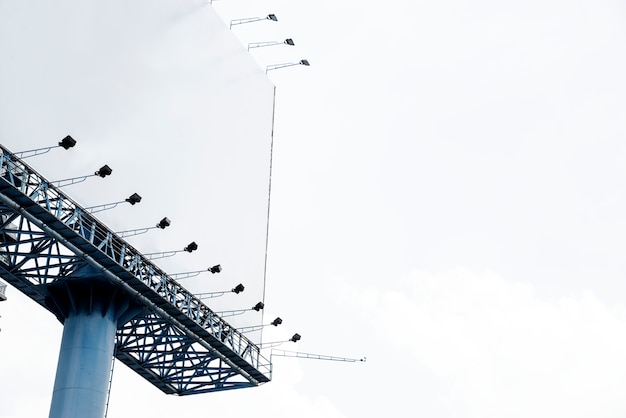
[2,0,626,417]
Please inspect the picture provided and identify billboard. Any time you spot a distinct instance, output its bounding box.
[0,0,275,326]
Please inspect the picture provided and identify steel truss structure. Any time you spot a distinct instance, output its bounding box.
[0,144,271,395]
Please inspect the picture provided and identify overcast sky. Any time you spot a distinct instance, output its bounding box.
[2,1,626,417]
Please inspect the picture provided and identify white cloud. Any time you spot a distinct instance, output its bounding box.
[332,268,626,417]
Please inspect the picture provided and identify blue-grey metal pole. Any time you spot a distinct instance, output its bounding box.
[49,309,117,418]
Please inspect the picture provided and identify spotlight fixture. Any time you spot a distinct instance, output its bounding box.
[253,301,265,312]
[290,333,301,342]
[184,241,198,252]
[95,165,112,178]
[232,283,245,294]
[125,193,142,205]
[209,265,222,274]
[156,217,171,229]
[271,317,283,326]
[59,135,77,149]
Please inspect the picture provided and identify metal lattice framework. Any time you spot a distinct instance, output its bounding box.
[0,144,271,394]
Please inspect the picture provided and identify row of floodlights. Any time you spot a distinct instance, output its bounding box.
[192,285,302,347]
[190,282,302,347]
[229,13,310,73]
[12,136,303,347]
[169,267,302,348]
[13,136,222,274]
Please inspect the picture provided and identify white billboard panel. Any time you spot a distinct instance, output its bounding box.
[0,1,274,325]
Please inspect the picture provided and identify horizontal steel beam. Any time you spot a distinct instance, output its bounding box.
[0,144,271,394]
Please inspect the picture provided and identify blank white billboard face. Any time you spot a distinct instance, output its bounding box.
[0,1,275,328]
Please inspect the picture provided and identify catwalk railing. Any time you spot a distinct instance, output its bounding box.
[0,144,271,393]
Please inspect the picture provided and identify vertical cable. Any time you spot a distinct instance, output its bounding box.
[260,85,277,343]
[104,341,117,418]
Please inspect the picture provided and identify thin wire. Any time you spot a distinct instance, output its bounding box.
[104,342,117,418]
[260,85,277,343]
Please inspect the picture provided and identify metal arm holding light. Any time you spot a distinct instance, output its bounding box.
[271,349,365,363]
[258,333,301,349]
[266,59,310,73]
[230,14,277,29]
[195,283,245,300]
[116,217,170,238]
[14,135,77,159]
[144,241,198,260]
[216,301,264,317]
[170,264,222,280]
[239,317,283,333]
[49,164,112,188]
[84,193,142,214]
[248,38,294,51]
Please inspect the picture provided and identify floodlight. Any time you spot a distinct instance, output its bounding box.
[209,264,222,274]
[290,333,301,342]
[156,217,171,229]
[125,193,142,205]
[184,242,198,252]
[253,301,265,311]
[95,165,112,178]
[232,283,245,294]
[59,135,77,149]
[271,317,282,326]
